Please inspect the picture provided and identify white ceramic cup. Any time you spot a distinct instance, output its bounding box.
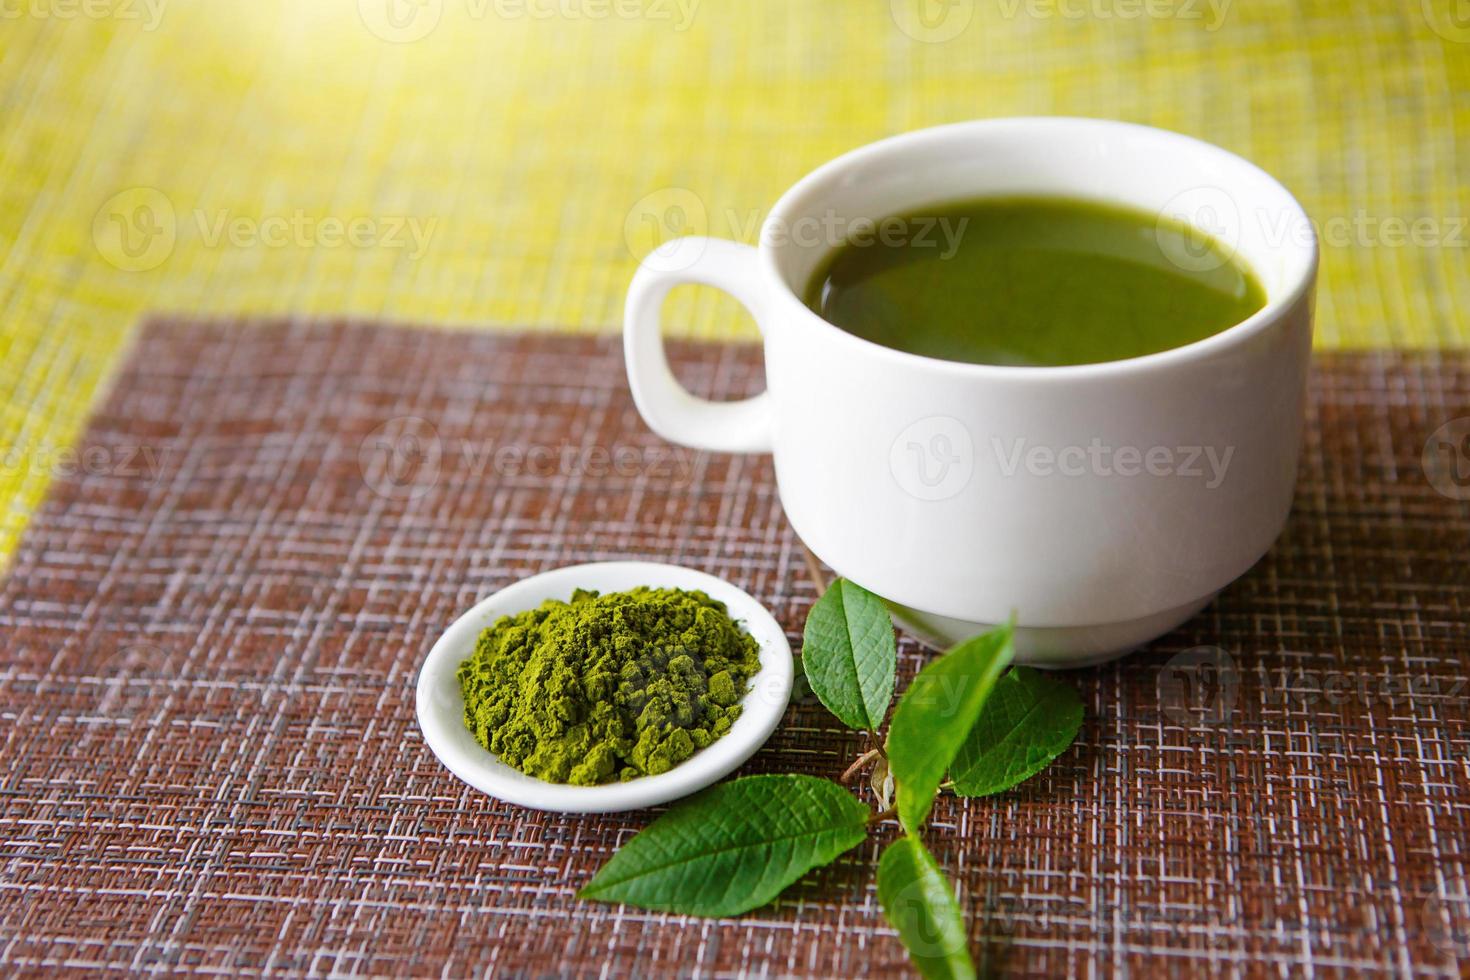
[624,118,1317,667]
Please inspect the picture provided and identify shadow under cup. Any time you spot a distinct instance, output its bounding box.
[626,118,1318,666]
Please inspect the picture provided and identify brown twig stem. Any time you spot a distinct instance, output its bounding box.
[840,748,881,784]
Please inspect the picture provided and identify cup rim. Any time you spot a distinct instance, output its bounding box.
[758,116,1318,381]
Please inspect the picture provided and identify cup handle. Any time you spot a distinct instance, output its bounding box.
[623,237,773,454]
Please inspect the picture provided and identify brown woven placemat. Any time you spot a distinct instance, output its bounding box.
[1,320,1468,977]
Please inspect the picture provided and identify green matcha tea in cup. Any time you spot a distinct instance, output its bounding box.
[624,118,1317,666]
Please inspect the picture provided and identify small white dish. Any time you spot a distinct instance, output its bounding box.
[416,561,794,813]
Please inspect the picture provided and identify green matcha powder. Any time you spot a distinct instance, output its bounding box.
[457,587,762,786]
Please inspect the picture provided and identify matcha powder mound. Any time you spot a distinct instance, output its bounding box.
[456,587,763,786]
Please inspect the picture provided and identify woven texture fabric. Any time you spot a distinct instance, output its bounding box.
[2,3,1469,564]
[1,321,1468,975]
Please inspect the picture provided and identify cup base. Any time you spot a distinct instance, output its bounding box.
[886,593,1218,669]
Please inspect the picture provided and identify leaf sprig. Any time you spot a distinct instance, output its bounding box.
[580,578,1085,979]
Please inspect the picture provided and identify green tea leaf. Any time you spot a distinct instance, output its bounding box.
[878,836,975,980]
[801,578,897,730]
[578,774,870,917]
[887,623,1014,832]
[950,667,1083,797]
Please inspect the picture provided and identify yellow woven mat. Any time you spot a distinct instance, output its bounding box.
[1,0,1468,562]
